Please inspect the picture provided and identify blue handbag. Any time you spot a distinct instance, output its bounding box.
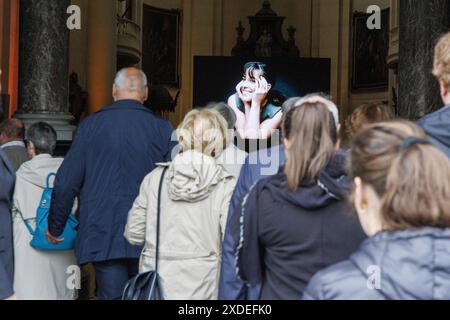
[18,173,79,251]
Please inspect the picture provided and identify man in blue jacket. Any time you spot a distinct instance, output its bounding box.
[418,32,450,158]
[0,69,16,301]
[47,68,175,300]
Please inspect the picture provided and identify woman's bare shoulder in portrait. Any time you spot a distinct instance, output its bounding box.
[228,94,238,108]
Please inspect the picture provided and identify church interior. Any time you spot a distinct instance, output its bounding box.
[0,0,417,141]
[3,0,450,302]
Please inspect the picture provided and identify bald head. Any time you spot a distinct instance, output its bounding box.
[112,68,149,103]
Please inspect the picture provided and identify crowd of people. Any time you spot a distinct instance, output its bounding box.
[2,32,450,301]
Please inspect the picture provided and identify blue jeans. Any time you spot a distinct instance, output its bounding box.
[93,259,139,300]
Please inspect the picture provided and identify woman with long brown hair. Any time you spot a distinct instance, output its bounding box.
[233,97,366,300]
[304,120,450,300]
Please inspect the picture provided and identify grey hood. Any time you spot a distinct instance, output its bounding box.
[16,154,63,189]
[14,154,64,220]
[165,150,232,203]
[350,228,450,300]
[417,105,450,158]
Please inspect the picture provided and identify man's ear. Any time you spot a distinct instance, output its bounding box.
[112,84,118,101]
[353,177,367,214]
[26,140,36,157]
[142,87,149,103]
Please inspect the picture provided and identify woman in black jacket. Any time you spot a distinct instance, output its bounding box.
[303,121,450,300]
[233,97,366,300]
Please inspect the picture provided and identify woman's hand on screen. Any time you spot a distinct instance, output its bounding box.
[252,76,269,106]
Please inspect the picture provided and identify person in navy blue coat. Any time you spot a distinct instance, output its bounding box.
[0,144,15,301]
[418,32,450,158]
[0,70,16,300]
[47,68,175,300]
[219,145,285,300]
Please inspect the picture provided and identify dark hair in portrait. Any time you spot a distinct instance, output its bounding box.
[235,61,286,110]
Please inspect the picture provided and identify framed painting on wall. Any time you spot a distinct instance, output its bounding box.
[351,8,390,91]
[142,5,181,87]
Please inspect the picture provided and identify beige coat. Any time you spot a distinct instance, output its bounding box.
[12,154,77,300]
[125,150,237,300]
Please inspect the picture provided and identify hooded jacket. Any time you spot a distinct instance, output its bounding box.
[418,106,450,158]
[12,154,77,300]
[303,228,450,300]
[125,150,237,300]
[233,151,366,300]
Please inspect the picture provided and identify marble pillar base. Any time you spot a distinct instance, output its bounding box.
[14,113,76,141]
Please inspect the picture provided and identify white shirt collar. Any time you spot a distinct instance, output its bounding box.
[1,140,26,149]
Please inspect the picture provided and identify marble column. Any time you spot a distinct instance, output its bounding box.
[16,0,75,141]
[398,0,450,120]
[86,0,117,114]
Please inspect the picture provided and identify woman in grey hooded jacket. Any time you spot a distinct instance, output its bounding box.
[125,109,237,300]
[304,121,450,300]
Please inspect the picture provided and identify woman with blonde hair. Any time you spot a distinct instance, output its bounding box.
[304,120,450,300]
[125,108,237,300]
[205,102,248,178]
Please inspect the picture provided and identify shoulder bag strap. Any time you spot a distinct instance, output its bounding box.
[155,167,169,273]
[46,173,57,188]
[15,208,35,236]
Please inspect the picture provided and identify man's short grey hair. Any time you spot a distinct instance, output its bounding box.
[114,68,148,92]
[26,122,57,156]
